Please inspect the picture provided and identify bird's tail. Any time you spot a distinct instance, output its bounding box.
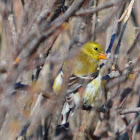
[60,93,76,125]
[55,93,76,137]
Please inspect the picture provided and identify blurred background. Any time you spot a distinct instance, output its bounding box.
[0,0,140,139]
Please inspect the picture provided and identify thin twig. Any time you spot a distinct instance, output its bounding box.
[121,107,140,115]
[127,32,140,54]
[75,0,123,16]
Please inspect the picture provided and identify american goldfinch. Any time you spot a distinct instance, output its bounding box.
[53,41,106,125]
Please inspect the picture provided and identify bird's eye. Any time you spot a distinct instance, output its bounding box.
[94,47,98,51]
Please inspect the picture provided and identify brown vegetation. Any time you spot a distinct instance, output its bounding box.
[0,0,140,140]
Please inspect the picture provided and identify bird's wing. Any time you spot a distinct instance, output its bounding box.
[67,70,99,94]
[60,70,99,125]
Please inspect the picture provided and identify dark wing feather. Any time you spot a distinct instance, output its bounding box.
[60,70,99,125]
[67,70,99,94]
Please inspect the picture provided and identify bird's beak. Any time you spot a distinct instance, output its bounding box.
[98,52,107,60]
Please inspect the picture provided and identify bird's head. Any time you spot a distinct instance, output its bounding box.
[81,41,107,61]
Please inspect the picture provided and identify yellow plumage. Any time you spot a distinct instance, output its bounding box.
[53,41,106,124]
[82,73,102,106]
[53,72,63,93]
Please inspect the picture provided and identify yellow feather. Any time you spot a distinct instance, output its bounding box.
[54,42,105,106]
[52,72,63,94]
[83,73,102,106]
[53,41,106,124]
[72,41,103,75]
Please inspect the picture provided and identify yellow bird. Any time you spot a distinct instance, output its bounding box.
[53,41,107,125]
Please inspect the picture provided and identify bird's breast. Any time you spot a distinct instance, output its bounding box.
[73,58,98,75]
